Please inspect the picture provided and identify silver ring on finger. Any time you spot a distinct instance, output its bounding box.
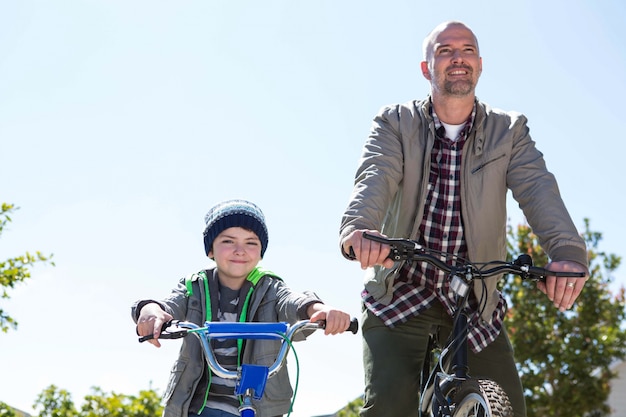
[566,282,575,288]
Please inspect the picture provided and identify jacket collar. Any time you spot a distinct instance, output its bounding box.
[421,96,485,155]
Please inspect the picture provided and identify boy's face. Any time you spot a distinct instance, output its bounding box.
[208,226,262,288]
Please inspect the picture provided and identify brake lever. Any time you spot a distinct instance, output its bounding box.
[138,320,187,343]
[362,232,422,249]
[512,254,585,282]
[362,232,424,262]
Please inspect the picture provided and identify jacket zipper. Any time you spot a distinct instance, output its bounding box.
[471,153,506,174]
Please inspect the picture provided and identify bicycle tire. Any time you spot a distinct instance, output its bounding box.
[451,379,513,417]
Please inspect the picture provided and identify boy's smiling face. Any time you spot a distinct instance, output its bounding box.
[208,226,262,289]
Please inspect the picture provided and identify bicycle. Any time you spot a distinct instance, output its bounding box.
[139,317,359,417]
[358,231,586,417]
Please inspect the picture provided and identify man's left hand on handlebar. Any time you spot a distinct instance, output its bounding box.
[538,261,589,312]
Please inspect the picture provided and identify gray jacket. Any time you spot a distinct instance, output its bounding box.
[131,267,321,417]
[340,98,588,319]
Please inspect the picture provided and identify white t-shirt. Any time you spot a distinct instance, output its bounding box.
[441,122,465,142]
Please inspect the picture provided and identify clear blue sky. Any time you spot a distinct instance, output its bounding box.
[1,1,624,416]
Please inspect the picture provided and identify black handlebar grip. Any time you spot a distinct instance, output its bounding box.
[311,317,359,334]
[347,317,359,334]
[138,331,183,343]
[138,334,154,343]
[137,320,175,343]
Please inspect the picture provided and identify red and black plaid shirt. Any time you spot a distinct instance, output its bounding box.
[363,105,507,353]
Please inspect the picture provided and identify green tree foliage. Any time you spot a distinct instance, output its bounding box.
[33,385,163,417]
[34,385,78,417]
[0,401,18,417]
[501,219,626,417]
[0,203,54,332]
[335,396,362,417]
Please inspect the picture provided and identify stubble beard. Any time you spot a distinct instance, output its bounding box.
[443,79,475,97]
[430,65,477,98]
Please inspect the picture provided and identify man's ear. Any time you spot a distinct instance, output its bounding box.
[420,61,431,80]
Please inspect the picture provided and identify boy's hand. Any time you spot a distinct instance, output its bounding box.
[308,303,351,335]
[136,303,173,348]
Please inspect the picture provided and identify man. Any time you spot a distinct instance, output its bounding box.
[339,21,588,417]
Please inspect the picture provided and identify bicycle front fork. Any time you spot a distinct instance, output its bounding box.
[452,311,469,379]
[239,399,256,417]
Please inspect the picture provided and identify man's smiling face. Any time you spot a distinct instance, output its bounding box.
[422,22,483,98]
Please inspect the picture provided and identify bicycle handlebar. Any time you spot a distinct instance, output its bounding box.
[357,232,586,281]
[139,318,358,380]
[139,317,359,343]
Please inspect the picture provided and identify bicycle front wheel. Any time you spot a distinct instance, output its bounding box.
[452,379,512,417]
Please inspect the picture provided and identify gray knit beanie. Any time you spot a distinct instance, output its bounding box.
[203,199,269,257]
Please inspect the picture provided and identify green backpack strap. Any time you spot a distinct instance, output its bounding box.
[239,267,279,322]
[185,271,213,322]
[245,266,280,286]
[185,272,199,296]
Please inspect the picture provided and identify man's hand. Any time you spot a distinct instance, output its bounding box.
[342,229,395,270]
[537,261,588,312]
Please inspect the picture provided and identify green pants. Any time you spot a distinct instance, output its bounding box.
[361,301,526,417]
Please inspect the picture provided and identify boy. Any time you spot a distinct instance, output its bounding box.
[133,199,351,417]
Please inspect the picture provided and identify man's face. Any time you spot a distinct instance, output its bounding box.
[421,23,482,97]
